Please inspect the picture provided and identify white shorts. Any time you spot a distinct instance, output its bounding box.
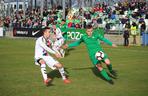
[35,56,59,70]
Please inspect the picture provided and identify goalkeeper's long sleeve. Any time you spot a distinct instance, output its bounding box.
[68,39,83,48]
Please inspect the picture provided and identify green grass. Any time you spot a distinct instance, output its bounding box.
[0,38,148,96]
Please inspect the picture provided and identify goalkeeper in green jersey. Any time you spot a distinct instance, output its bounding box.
[63,24,117,84]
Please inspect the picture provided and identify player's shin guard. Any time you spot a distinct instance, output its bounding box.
[100,69,111,81]
[58,67,66,80]
[107,64,113,72]
[107,64,117,77]
[41,64,48,80]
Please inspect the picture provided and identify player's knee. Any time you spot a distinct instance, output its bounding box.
[96,64,103,71]
[39,59,46,68]
[104,59,110,65]
[54,63,63,68]
[39,59,46,64]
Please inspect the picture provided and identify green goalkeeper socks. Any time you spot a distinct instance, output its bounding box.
[107,64,113,72]
[100,69,111,81]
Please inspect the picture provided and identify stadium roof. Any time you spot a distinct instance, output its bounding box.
[4,0,26,3]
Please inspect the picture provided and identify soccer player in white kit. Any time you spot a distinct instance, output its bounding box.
[34,27,71,86]
[52,23,65,57]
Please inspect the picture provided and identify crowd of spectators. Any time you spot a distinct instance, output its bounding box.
[1,1,148,34]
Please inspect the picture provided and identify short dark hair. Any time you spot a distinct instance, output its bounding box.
[42,26,50,34]
[52,22,57,25]
[86,24,93,29]
[62,19,66,22]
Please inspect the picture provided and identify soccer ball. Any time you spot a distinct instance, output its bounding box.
[95,51,105,60]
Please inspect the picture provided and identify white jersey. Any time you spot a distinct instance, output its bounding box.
[54,28,64,39]
[34,36,56,59]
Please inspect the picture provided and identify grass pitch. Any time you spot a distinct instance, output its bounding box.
[0,38,148,96]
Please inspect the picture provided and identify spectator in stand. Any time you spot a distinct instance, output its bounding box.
[3,0,148,34]
[130,22,138,45]
[123,27,130,47]
[0,17,4,27]
[3,16,10,28]
[140,21,146,35]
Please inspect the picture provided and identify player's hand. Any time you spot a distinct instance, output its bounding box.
[62,44,68,49]
[112,44,118,48]
[55,52,62,58]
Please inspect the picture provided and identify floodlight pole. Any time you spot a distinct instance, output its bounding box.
[82,0,84,28]
[41,0,44,17]
[62,0,66,19]
[16,0,19,14]
[23,0,26,18]
[92,0,95,6]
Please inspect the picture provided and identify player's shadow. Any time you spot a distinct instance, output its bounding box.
[91,67,107,81]
[47,68,70,80]
[69,66,113,82]
[91,67,117,81]
[47,70,61,79]
[69,66,110,81]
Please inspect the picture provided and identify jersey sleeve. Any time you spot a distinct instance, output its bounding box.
[68,37,83,48]
[39,39,56,54]
[57,28,62,35]
[97,34,113,46]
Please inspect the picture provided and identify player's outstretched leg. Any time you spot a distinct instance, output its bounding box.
[96,64,114,84]
[54,63,71,84]
[39,59,52,86]
[104,59,117,77]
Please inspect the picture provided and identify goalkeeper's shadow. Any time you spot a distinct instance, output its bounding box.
[91,67,112,82]
[68,66,93,70]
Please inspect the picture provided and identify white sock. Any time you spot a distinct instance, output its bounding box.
[59,67,66,80]
[40,64,48,81]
